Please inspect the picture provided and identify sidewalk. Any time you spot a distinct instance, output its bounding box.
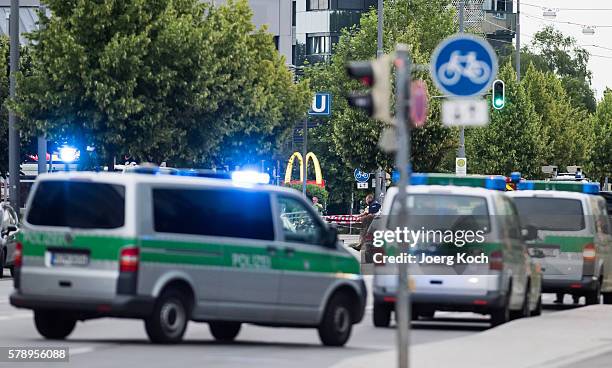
[332,305,612,368]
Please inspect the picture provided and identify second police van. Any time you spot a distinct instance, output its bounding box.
[10,170,366,346]
[508,181,612,304]
[372,174,542,327]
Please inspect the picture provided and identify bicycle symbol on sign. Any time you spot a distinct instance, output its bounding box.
[437,51,491,86]
[354,169,370,182]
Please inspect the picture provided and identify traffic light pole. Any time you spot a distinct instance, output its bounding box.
[377,0,383,58]
[37,4,47,175]
[515,0,521,82]
[8,0,20,210]
[394,44,412,368]
[302,118,307,196]
[457,0,466,160]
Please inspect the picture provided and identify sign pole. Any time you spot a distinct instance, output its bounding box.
[457,0,466,167]
[302,117,307,196]
[395,44,412,368]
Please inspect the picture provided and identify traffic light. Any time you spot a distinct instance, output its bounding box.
[492,79,505,110]
[346,55,393,123]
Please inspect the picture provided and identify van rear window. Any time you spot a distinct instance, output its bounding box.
[512,197,585,231]
[27,181,125,228]
[153,188,274,241]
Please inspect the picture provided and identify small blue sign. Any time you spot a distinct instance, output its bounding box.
[309,93,332,116]
[354,168,370,183]
[430,34,498,97]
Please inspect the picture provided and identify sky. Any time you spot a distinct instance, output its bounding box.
[518,0,612,99]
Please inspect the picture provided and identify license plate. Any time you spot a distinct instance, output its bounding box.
[529,247,559,258]
[51,252,90,267]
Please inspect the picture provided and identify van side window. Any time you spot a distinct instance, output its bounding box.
[500,197,522,240]
[276,196,323,245]
[597,199,611,235]
[153,188,274,241]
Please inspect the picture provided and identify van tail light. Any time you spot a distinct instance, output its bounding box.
[119,247,139,272]
[489,250,503,270]
[14,242,22,267]
[583,243,596,261]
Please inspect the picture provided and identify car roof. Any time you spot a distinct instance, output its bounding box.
[34,171,302,196]
[386,184,502,197]
[506,190,590,200]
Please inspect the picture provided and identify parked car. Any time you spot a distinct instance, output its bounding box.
[0,202,19,278]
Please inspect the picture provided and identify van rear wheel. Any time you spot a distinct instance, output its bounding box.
[209,322,241,342]
[372,302,391,327]
[603,293,612,305]
[586,280,602,305]
[145,290,189,344]
[0,248,5,279]
[34,310,76,340]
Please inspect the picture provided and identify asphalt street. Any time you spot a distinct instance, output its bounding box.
[0,275,578,368]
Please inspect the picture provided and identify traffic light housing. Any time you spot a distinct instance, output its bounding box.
[346,55,393,123]
[492,79,505,110]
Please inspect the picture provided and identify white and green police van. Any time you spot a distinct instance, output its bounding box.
[508,181,612,305]
[10,170,366,346]
[372,174,542,327]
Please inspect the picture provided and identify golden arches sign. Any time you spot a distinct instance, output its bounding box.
[284,152,324,186]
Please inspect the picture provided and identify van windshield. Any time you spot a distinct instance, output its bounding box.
[512,197,585,231]
[389,194,490,232]
[27,181,125,229]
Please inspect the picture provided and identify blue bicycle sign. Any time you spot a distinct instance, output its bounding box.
[430,34,498,97]
[354,168,370,183]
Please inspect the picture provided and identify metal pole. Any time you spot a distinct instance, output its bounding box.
[37,4,47,175]
[377,0,383,58]
[302,118,307,196]
[8,0,20,210]
[375,168,382,203]
[515,0,521,81]
[395,44,412,368]
[457,0,466,160]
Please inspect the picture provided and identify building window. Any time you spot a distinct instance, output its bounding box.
[307,0,329,11]
[495,0,507,11]
[306,35,331,55]
[337,0,364,10]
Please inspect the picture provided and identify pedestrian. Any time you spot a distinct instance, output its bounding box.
[312,196,324,215]
[350,194,382,251]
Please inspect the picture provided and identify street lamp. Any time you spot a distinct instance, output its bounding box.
[542,8,557,19]
[582,26,595,35]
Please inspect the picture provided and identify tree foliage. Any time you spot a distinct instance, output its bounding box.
[303,0,457,206]
[521,64,592,170]
[591,89,612,182]
[466,64,545,178]
[14,0,310,167]
[508,26,596,113]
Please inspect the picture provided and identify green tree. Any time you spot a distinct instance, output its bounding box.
[521,64,592,170]
[302,0,457,207]
[466,64,545,178]
[590,89,612,183]
[14,0,310,168]
[505,26,596,113]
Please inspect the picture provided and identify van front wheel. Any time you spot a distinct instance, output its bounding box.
[145,290,189,344]
[318,294,353,346]
[34,310,76,340]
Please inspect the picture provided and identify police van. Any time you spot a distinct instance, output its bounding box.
[10,170,366,346]
[372,174,542,327]
[508,181,612,304]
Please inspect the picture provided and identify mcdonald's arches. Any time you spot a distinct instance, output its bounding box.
[284,152,324,187]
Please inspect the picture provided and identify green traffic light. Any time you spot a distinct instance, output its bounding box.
[494,97,504,108]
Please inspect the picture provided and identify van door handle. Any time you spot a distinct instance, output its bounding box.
[266,246,278,255]
[285,247,295,257]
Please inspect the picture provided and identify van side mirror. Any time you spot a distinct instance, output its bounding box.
[323,225,338,248]
[521,225,537,241]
